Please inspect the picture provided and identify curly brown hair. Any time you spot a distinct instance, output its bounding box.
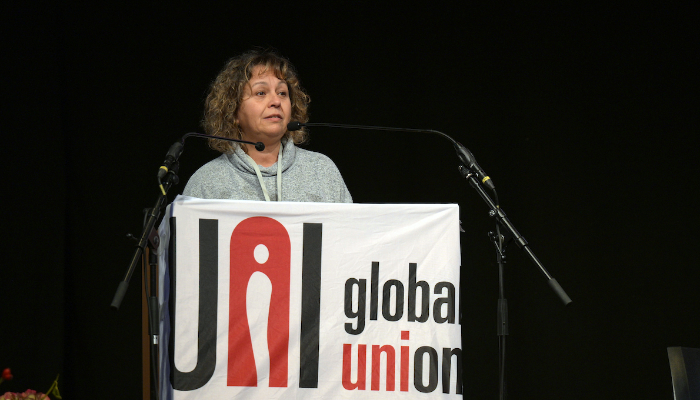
[202,49,310,154]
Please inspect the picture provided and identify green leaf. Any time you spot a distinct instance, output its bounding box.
[46,374,62,399]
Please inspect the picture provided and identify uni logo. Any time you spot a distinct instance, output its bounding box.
[168,217,323,391]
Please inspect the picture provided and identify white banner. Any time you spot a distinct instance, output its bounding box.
[158,195,463,399]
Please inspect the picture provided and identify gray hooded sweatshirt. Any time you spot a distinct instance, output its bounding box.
[183,140,352,203]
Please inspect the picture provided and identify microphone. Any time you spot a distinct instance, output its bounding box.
[157,133,264,181]
[181,132,265,152]
[287,121,303,131]
[287,121,495,190]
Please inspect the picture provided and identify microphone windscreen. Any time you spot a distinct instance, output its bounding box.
[287,121,303,131]
[255,142,265,151]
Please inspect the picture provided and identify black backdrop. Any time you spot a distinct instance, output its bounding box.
[2,3,698,399]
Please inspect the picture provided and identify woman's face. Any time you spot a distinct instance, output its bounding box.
[237,65,292,144]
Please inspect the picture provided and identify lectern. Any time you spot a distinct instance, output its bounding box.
[157,196,463,399]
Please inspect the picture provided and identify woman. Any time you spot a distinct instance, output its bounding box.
[183,49,352,203]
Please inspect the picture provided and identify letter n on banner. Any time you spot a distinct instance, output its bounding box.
[228,217,291,387]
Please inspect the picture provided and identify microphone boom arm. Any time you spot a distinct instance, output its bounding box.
[296,122,495,189]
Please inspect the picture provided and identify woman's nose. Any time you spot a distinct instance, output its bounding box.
[269,94,282,107]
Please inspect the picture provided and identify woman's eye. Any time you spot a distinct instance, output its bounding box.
[256,91,266,96]
[278,91,288,97]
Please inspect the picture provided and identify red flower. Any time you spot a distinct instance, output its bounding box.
[1,369,11,381]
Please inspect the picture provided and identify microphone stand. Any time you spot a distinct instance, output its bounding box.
[112,162,179,400]
[458,164,571,400]
[290,121,572,400]
[110,132,264,400]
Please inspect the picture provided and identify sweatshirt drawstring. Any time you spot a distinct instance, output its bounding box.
[245,144,283,201]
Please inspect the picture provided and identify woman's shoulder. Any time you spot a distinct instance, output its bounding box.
[182,154,233,196]
[293,146,338,168]
[190,154,233,177]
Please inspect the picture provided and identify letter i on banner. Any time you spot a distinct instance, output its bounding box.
[228,217,291,387]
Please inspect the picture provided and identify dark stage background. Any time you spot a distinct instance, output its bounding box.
[2,3,698,399]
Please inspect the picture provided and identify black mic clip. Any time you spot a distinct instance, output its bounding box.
[454,142,495,191]
[157,141,184,181]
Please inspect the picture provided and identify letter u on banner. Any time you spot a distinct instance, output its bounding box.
[228,217,291,387]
